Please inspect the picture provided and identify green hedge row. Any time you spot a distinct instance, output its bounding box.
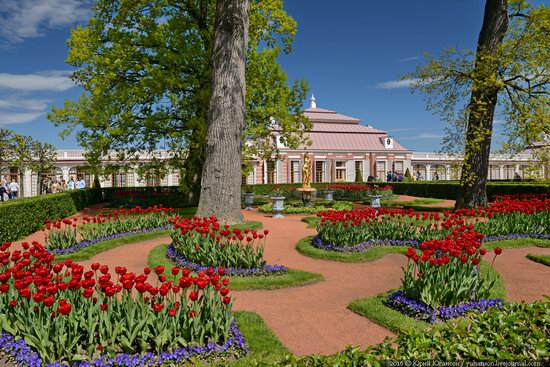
[245,182,550,200]
[0,189,104,243]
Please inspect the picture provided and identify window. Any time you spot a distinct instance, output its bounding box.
[335,161,346,182]
[290,161,300,183]
[394,161,403,175]
[266,161,275,184]
[413,164,426,180]
[430,165,446,180]
[69,167,92,188]
[376,161,386,179]
[113,173,127,187]
[503,165,515,180]
[315,161,325,182]
[354,161,363,181]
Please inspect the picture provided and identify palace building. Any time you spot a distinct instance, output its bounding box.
[1,96,545,197]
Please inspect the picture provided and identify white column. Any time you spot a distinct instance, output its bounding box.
[445,165,450,180]
[426,164,432,181]
[499,165,504,180]
[24,169,32,197]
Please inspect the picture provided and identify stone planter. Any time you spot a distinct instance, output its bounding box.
[324,189,334,202]
[369,194,383,208]
[270,196,286,218]
[243,192,254,211]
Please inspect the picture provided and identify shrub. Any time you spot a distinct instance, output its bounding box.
[0,241,238,365]
[0,189,104,243]
[170,216,270,270]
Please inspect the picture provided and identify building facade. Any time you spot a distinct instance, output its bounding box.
[1,97,545,198]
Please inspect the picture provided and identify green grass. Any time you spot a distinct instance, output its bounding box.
[383,197,445,205]
[526,253,550,267]
[347,260,506,333]
[54,229,170,261]
[482,238,550,250]
[301,216,319,228]
[208,311,290,366]
[148,244,323,291]
[296,236,407,263]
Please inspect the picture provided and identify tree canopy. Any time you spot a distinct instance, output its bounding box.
[49,0,310,200]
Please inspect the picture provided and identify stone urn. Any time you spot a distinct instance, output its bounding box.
[243,192,254,211]
[270,196,286,218]
[324,189,334,202]
[369,195,383,208]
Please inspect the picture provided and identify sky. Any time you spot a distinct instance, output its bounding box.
[0,0,541,152]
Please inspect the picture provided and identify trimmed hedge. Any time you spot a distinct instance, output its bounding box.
[0,189,104,243]
[103,186,197,207]
[245,182,550,200]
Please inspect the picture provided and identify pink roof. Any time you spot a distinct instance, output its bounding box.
[302,132,409,152]
[303,107,360,124]
[310,123,386,134]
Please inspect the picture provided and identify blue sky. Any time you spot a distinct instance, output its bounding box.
[0,0,528,151]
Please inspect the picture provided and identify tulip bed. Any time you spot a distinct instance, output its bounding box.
[320,184,393,199]
[0,241,245,366]
[44,206,176,254]
[169,216,287,276]
[314,195,550,250]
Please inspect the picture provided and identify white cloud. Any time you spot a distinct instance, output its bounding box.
[387,127,418,133]
[399,133,445,141]
[0,98,50,110]
[0,71,75,91]
[397,56,420,62]
[376,78,420,90]
[0,0,92,43]
[0,111,43,125]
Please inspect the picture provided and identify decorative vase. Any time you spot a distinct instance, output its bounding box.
[369,194,382,208]
[244,192,254,211]
[270,196,286,218]
[324,189,334,202]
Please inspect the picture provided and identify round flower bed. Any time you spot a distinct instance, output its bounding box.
[0,241,246,366]
[169,216,288,277]
[258,200,353,214]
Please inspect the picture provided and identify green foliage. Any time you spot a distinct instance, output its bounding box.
[526,253,550,267]
[370,299,550,360]
[296,236,407,263]
[404,168,412,182]
[355,164,363,183]
[49,0,310,191]
[258,200,353,214]
[0,189,104,243]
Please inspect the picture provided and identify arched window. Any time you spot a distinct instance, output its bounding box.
[413,164,426,180]
[31,167,63,196]
[69,167,93,188]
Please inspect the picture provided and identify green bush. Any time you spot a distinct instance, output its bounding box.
[0,189,104,243]
[103,186,196,207]
[386,182,550,200]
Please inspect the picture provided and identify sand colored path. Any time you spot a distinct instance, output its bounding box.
[389,194,455,208]
[11,204,550,356]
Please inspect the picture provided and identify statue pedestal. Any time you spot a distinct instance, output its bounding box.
[297,187,317,208]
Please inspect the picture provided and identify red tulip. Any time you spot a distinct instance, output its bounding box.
[494,247,503,255]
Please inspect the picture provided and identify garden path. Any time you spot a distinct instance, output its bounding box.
[13,205,550,356]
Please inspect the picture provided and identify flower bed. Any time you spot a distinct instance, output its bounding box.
[320,184,393,199]
[44,205,175,251]
[166,244,287,277]
[314,195,549,250]
[386,290,504,323]
[170,216,286,275]
[258,200,353,214]
[311,235,420,252]
[0,241,244,365]
[49,226,169,255]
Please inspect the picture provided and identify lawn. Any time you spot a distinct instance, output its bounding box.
[149,244,323,291]
[526,253,550,267]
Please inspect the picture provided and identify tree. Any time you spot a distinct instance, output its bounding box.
[355,164,363,183]
[28,141,58,196]
[8,134,33,197]
[406,0,549,207]
[0,129,13,175]
[49,0,310,205]
[404,167,412,181]
[196,0,250,223]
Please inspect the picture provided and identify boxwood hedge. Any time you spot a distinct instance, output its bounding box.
[0,189,104,243]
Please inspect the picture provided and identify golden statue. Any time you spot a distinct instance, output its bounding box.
[302,154,312,188]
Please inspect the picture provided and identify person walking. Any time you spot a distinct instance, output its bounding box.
[8,178,18,199]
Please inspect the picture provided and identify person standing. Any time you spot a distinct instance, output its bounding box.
[8,178,18,199]
[67,176,75,190]
[77,177,86,189]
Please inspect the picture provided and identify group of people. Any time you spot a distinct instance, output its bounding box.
[386,171,404,182]
[0,176,19,202]
[42,176,86,194]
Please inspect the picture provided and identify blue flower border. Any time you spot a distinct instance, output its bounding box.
[166,244,288,277]
[49,226,170,255]
[0,320,247,367]
[385,290,504,324]
[312,233,550,253]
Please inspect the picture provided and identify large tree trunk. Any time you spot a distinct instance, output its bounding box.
[456,0,508,209]
[196,0,250,223]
